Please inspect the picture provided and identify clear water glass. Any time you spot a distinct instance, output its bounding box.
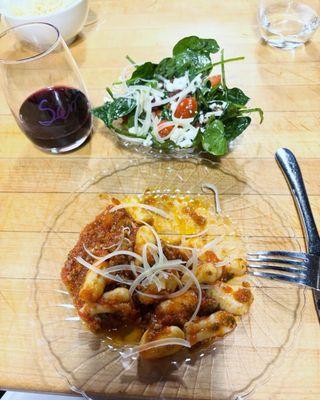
[258,0,320,49]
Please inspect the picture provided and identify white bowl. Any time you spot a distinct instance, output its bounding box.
[1,0,89,44]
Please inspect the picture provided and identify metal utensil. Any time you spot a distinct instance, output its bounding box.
[248,148,320,292]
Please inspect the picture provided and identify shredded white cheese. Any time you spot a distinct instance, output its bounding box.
[163,73,190,92]
[170,125,198,148]
[8,0,77,16]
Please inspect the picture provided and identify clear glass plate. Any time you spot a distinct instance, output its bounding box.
[35,158,306,400]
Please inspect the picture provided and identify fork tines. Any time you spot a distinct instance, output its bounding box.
[247,251,309,287]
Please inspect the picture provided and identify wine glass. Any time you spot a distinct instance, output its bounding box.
[0,22,92,153]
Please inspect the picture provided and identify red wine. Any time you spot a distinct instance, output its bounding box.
[18,86,92,151]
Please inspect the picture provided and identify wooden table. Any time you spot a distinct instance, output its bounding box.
[1,0,320,399]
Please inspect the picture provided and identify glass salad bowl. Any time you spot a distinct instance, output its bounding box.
[111,124,201,159]
[92,36,263,160]
[34,157,305,400]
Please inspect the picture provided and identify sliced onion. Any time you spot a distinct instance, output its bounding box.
[118,65,135,92]
[202,183,221,214]
[136,274,192,300]
[129,263,181,298]
[104,264,144,275]
[117,133,145,144]
[151,74,201,107]
[139,220,165,264]
[142,241,163,270]
[83,236,123,259]
[129,264,201,321]
[168,272,183,288]
[146,242,160,264]
[130,261,138,277]
[142,243,151,270]
[157,121,176,130]
[215,260,229,268]
[76,257,134,284]
[200,284,217,289]
[110,203,171,219]
[166,243,194,251]
[166,243,198,270]
[91,250,143,268]
[186,248,198,272]
[83,244,104,260]
[77,259,143,276]
[125,85,163,98]
[120,338,191,359]
[199,237,222,254]
[135,290,166,299]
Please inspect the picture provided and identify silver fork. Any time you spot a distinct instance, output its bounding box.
[247,148,320,291]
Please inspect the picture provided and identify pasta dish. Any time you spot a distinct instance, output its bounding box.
[61,187,253,359]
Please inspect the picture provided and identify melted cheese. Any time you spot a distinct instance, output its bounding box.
[122,192,214,239]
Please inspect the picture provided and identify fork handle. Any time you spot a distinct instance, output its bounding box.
[276,148,320,254]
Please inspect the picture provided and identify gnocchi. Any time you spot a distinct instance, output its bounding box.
[225,258,247,277]
[208,282,253,315]
[154,290,198,325]
[80,287,132,317]
[185,311,237,345]
[79,261,108,303]
[139,326,185,359]
[195,262,222,284]
[138,273,179,305]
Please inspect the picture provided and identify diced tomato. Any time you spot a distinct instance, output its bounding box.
[158,121,174,138]
[174,97,197,119]
[208,75,221,87]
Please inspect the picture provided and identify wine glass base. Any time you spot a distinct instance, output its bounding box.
[36,131,91,154]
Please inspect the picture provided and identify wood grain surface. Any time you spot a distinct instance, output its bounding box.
[0,0,320,399]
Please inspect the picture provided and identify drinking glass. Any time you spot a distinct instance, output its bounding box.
[0,22,92,153]
[258,0,320,49]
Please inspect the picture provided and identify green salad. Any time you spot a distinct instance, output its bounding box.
[92,36,263,156]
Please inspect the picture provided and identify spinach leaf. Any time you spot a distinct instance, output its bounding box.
[92,97,136,127]
[173,36,220,56]
[91,103,111,126]
[224,116,251,141]
[221,102,242,120]
[155,57,177,78]
[152,137,177,152]
[226,87,249,105]
[127,62,157,85]
[196,86,210,109]
[105,98,136,123]
[126,112,136,128]
[201,120,228,156]
[160,106,172,120]
[220,49,227,90]
[175,50,212,78]
[155,50,212,79]
[240,107,264,123]
[155,35,219,79]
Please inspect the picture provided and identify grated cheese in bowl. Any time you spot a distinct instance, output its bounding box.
[8,0,78,17]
